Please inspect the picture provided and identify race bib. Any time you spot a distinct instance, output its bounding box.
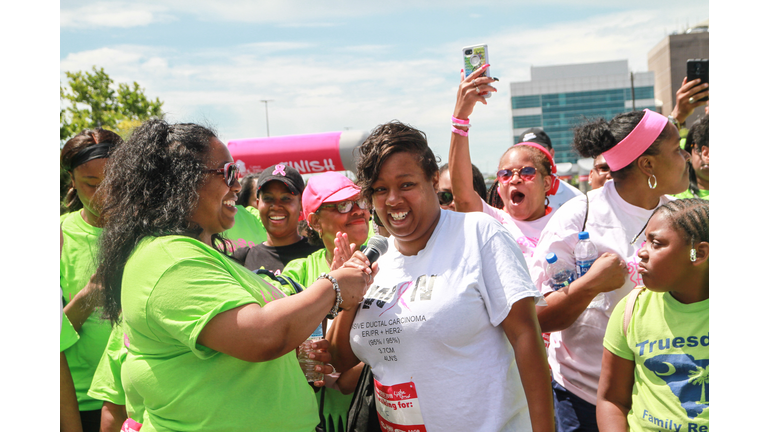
[374,379,426,432]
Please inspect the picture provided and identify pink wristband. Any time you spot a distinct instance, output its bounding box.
[451,116,470,125]
[451,126,469,137]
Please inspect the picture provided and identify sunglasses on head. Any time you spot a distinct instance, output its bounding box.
[205,162,241,187]
[318,199,368,214]
[496,166,537,184]
[437,191,454,206]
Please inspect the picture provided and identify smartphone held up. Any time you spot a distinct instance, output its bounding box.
[686,59,709,102]
[463,44,491,98]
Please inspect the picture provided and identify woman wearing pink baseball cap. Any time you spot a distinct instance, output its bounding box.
[282,170,372,432]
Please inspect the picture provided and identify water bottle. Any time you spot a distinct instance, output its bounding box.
[545,253,574,291]
[298,324,324,382]
[574,231,603,309]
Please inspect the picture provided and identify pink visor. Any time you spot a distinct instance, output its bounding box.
[302,171,361,221]
[513,142,560,196]
[602,109,668,171]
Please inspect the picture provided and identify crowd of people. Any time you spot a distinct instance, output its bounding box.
[60,64,709,432]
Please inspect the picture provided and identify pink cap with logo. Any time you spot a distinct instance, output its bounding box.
[302,171,361,220]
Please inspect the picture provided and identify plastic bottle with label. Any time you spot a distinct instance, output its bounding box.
[574,231,603,309]
[545,252,574,291]
[298,324,324,382]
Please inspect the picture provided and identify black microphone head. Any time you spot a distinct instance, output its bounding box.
[363,234,389,263]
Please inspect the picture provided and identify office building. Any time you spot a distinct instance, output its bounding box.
[510,60,657,164]
[647,20,709,124]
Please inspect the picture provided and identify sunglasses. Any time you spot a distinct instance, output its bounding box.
[437,191,454,206]
[205,162,241,187]
[496,166,537,184]
[318,199,368,214]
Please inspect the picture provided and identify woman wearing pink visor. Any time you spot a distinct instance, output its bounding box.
[282,171,371,432]
[528,109,690,431]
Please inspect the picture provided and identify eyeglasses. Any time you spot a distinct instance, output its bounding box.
[204,162,241,187]
[318,199,368,214]
[496,166,537,184]
[437,191,454,206]
[593,164,611,175]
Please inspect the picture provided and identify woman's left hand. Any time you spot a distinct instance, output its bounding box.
[307,338,337,387]
[330,232,356,271]
[453,64,497,120]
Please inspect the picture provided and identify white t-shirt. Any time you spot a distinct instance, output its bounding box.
[482,200,554,268]
[548,179,583,210]
[529,180,675,405]
[350,209,543,432]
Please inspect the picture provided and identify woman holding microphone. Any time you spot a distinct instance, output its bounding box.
[95,119,370,431]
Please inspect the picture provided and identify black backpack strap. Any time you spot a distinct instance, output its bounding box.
[581,192,590,233]
[254,268,304,294]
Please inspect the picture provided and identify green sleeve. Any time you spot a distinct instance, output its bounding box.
[87,324,126,405]
[60,312,79,352]
[146,256,262,359]
[281,257,309,288]
[603,295,634,361]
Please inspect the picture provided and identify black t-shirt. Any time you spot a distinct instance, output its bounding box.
[233,237,322,275]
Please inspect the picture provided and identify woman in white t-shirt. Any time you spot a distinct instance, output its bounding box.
[448,65,565,268]
[529,109,691,432]
[328,120,555,432]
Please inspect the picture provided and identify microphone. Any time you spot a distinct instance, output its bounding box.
[362,235,389,264]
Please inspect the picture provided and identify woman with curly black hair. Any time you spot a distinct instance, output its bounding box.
[60,127,123,431]
[95,119,370,431]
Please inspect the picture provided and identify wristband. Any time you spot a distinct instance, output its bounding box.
[451,116,470,125]
[318,273,342,319]
[451,126,469,137]
[451,122,471,128]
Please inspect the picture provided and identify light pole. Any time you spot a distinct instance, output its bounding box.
[260,99,274,137]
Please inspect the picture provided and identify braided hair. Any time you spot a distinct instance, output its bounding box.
[650,198,709,246]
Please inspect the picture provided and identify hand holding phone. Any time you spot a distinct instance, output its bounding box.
[686,59,708,102]
[463,44,491,98]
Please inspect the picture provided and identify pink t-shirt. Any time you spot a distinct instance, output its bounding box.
[481,200,554,269]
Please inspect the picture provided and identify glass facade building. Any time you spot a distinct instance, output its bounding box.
[510,60,658,164]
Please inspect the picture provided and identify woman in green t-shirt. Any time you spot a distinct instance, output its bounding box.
[95,119,372,432]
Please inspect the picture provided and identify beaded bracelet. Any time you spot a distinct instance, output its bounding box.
[451,126,469,137]
[318,273,342,319]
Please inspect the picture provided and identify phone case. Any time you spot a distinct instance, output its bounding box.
[462,44,491,98]
[686,59,709,102]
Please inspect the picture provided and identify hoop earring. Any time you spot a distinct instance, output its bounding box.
[648,174,658,190]
[544,196,550,208]
[690,248,697,262]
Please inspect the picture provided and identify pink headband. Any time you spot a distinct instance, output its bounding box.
[513,142,560,196]
[602,109,668,171]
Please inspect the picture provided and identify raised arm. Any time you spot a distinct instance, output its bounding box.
[449,64,497,213]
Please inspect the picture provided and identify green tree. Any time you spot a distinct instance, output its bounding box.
[60,66,164,144]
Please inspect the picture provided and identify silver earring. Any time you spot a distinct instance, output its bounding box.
[648,174,658,190]
[690,249,697,262]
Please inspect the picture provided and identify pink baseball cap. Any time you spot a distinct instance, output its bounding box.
[302,171,362,220]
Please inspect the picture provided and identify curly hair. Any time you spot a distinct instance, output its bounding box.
[572,111,671,181]
[356,121,439,204]
[60,128,124,212]
[96,119,223,324]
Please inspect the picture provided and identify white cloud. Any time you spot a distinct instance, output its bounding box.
[60,2,173,28]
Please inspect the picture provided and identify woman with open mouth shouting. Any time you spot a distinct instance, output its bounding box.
[448,64,562,267]
[328,121,555,432]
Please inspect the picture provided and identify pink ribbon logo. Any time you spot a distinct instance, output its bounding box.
[273,164,286,176]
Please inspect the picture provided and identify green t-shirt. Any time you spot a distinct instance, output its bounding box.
[121,235,317,432]
[220,205,268,254]
[60,211,113,411]
[604,289,709,432]
[87,321,145,423]
[282,248,356,432]
[673,189,709,200]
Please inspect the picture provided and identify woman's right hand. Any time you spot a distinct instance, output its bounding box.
[453,64,497,120]
[329,252,377,311]
[582,252,627,294]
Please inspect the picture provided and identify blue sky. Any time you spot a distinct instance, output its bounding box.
[60,0,709,174]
